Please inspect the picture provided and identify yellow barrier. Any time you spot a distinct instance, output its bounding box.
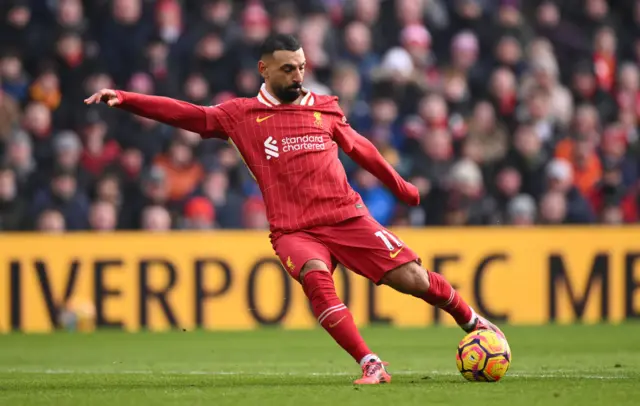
[1,227,639,333]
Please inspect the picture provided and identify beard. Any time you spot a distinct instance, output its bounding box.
[274,82,302,103]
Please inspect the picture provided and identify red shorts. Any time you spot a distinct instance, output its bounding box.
[271,215,420,284]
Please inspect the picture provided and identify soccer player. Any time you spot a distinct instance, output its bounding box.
[85,34,504,385]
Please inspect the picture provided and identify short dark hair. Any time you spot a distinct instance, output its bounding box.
[260,34,301,57]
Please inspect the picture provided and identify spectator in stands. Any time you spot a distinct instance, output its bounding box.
[120,166,169,229]
[55,0,87,33]
[504,123,548,200]
[22,101,54,171]
[0,1,39,61]
[242,196,269,229]
[519,86,562,148]
[353,168,395,226]
[570,61,617,124]
[488,67,518,130]
[538,191,567,225]
[331,62,365,123]
[195,0,239,45]
[101,0,152,86]
[2,130,35,196]
[615,63,639,129]
[28,66,62,116]
[153,136,204,203]
[520,54,574,129]
[0,0,638,232]
[465,100,509,166]
[78,112,120,177]
[36,208,66,233]
[555,115,603,198]
[588,160,638,223]
[493,35,526,78]
[141,204,172,231]
[108,146,144,196]
[30,167,90,230]
[601,204,624,225]
[0,76,20,142]
[599,123,638,188]
[447,31,483,97]
[409,127,454,214]
[0,165,25,230]
[182,196,215,230]
[190,29,233,94]
[432,159,497,226]
[544,158,595,223]
[346,0,384,54]
[89,200,117,232]
[93,173,124,227]
[0,51,30,103]
[507,194,536,226]
[52,130,91,191]
[494,166,522,220]
[443,71,472,124]
[197,166,243,229]
[592,25,618,93]
[271,2,299,36]
[341,20,378,97]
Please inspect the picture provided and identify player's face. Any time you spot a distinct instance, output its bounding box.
[260,49,306,103]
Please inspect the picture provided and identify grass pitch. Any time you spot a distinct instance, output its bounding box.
[0,324,638,406]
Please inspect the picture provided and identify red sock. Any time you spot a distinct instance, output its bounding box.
[419,271,474,325]
[302,270,372,364]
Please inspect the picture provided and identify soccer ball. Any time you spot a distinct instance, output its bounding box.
[456,330,511,382]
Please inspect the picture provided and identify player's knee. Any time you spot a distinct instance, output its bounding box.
[380,262,430,295]
[299,259,330,282]
[301,264,337,302]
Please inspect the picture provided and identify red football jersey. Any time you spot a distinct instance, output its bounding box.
[116,85,418,234]
[201,84,367,235]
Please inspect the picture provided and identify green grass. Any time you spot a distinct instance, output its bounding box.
[0,324,639,405]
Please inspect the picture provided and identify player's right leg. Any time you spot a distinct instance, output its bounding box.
[271,232,388,384]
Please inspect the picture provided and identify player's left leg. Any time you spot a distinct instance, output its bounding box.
[317,216,504,338]
[378,261,504,338]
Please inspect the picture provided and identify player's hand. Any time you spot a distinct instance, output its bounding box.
[410,176,431,197]
[403,182,421,206]
[84,89,121,107]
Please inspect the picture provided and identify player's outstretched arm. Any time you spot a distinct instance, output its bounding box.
[337,127,420,206]
[84,89,215,135]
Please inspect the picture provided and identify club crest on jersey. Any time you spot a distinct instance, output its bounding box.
[264,136,279,160]
[286,256,295,273]
[313,111,323,128]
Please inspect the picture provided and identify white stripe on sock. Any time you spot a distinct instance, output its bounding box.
[316,304,345,323]
[318,305,347,325]
[441,290,455,307]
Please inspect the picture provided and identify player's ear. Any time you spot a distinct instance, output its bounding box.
[258,60,268,80]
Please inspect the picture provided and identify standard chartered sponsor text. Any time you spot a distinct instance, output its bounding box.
[282,135,325,152]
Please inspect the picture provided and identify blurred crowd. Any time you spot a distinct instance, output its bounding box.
[0,0,639,233]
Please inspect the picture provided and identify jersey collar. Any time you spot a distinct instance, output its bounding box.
[257,83,315,107]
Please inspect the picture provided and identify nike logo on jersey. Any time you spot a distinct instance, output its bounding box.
[256,114,275,123]
[390,246,404,259]
[264,136,279,160]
